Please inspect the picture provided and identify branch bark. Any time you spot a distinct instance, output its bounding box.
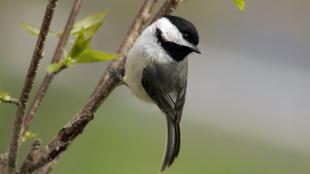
[19,0,183,173]
[7,0,58,173]
[22,0,84,136]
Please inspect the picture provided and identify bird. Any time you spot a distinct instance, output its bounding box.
[111,15,200,171]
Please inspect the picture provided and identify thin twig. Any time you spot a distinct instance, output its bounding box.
[22,0,84,136]
[7,0,58,173]
[0,97,20,106]
[20,0,182,173]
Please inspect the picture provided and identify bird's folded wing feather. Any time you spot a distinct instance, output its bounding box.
[141,61,187,122]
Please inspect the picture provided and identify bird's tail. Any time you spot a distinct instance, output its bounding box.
[160,117,181,172]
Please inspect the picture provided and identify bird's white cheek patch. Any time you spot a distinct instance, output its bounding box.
[156,18,192,49]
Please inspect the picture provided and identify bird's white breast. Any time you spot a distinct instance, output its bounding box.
[125,46,152,102]
[124,25,174,102]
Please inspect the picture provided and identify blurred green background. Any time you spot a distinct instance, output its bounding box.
[1,0,310,173]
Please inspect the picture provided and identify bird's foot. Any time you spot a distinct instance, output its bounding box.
[109,67,127,86]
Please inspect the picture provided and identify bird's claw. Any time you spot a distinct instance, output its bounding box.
[109,67,127,86]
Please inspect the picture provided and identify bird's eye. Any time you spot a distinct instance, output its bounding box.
[183,33,189,39]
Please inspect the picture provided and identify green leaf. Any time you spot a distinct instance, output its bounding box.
[63,56,75,66]
[69,29,92,58]
[47,56,75,74]
[69,22,103,59]
[21,23,60,37]
[81,23,102,40]
[234,0,245,11]
[71,11,107,35]
[47,63,63,74]
[75,49,116,64]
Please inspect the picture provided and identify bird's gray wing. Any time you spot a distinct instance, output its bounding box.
[141,60,187,171]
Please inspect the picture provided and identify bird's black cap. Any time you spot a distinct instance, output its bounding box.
[164,15,199,46]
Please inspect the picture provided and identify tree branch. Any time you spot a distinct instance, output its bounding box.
[7,0,58,173]
[19,0,182,173]
[22,0,84,136]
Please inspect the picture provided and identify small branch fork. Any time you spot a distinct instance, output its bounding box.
[7,0,58,173]
[1,0,183,173]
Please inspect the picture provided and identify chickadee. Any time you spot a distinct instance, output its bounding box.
[113,15,200,171]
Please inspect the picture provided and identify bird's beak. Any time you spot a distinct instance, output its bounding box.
[191,45,201,54]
